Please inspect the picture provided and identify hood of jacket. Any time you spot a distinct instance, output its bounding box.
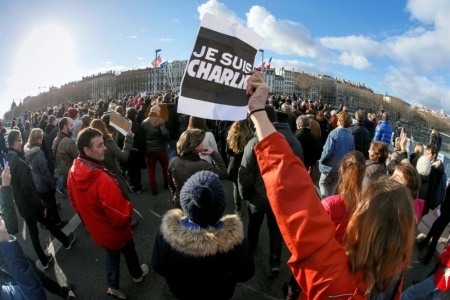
[69,158,105,190]
[147,113,164,126]
[420,174,430,183]
[44,123,56,134]
[160,209,244,257]
[23,143,41,158]
[273,122,292,136]
[431,159,445,175]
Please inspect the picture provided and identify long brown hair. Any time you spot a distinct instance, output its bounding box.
[369,141,388,163]
[177,129,205,156]
[345,178,415,295]
[336,151,366,211]
[89,119,112,140]
[227,119,253,154]
[188,116,208,132]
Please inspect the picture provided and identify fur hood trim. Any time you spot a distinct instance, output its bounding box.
[23,143,41,156]
[160,209,244,257]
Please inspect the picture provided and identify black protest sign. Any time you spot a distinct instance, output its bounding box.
[178,13,263,121]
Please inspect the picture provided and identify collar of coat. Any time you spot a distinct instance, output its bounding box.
[160,209,244,257]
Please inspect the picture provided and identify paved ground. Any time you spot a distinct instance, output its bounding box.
[14,164,450,299]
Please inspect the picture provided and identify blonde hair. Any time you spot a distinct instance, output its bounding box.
[177,129,205,156]
[227,120,253,154]
[345,178,415,295]
[28,128,43,145]
[115,106,124,115]
[413,143,424,157]
[337,111,351,128]
[89,119,113,140]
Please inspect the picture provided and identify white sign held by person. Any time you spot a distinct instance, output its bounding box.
[178,13,263,121]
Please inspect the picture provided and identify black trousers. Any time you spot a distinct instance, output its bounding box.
[422,205,450,260]
[25,209,69,264]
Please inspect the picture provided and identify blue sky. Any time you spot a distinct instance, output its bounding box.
[1,0,449,117]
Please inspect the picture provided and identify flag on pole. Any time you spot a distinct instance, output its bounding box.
[257,61,266,71]
[265,57,272,69]
[159,61,169,68]
[151,55,163,68]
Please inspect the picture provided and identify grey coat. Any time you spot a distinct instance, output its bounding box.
[102,133,134,201]
[363,160,387,188]
[24,143,55,193]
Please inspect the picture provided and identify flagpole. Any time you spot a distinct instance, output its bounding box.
[154,49,161,94]
[259,49,264,74]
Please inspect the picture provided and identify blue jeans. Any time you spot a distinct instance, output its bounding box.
[401,275,441,300]
[57,175,66,191]
[319,173,338,198]
[166,139,178,161]
[105,239,142,290]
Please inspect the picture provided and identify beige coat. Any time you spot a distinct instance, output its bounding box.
[52,132,79,179]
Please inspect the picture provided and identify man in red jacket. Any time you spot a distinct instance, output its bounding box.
[67,127,148,300]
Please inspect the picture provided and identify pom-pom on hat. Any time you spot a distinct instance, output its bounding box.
[180,170,226,227]
[416,156,431,176]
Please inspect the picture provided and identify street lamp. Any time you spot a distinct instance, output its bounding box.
[154,49,161,94]
[259,49,264,72]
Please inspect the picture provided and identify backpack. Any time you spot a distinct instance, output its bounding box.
[430,173,448,210]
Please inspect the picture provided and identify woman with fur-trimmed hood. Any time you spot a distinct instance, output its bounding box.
[151,170,254,300]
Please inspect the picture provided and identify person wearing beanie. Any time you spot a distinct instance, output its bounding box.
[38,113,49,131]
[152,170,254,300]
[416,156,431,199]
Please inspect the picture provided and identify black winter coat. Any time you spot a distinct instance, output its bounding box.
[239,122,304,213]
[294,127,323,169]
[349,122,370,159]
[152,209,254,300]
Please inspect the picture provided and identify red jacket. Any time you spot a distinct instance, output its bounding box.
[435,244,450,292]
[254,132,402,299]
[322,195,352,246]
[67,158,133,251]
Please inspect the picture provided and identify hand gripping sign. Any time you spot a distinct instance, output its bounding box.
[178,13,263,121]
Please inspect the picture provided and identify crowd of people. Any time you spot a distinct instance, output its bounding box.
[0,72,448,300]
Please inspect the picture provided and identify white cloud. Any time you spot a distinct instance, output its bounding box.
[172,19,180,23]
[118,33,123,37]
[384,67,450,110]
[246,6,320,58]
[151,38,174,42]
[319,35,382,58]
[338,52,373,71]
[141,29,146,32]
[383,0,450,72]
[129,35,137,39]
[197,0,245,25]
[137,56,143,60]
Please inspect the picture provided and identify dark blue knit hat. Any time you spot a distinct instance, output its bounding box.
[180,171,226,227]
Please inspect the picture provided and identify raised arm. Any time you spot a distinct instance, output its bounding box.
[246,72,357,298]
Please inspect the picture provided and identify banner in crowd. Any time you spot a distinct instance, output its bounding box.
[110,111,131,136]
[178,13,263,121]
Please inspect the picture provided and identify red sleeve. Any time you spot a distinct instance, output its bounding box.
[255,132,362,299]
